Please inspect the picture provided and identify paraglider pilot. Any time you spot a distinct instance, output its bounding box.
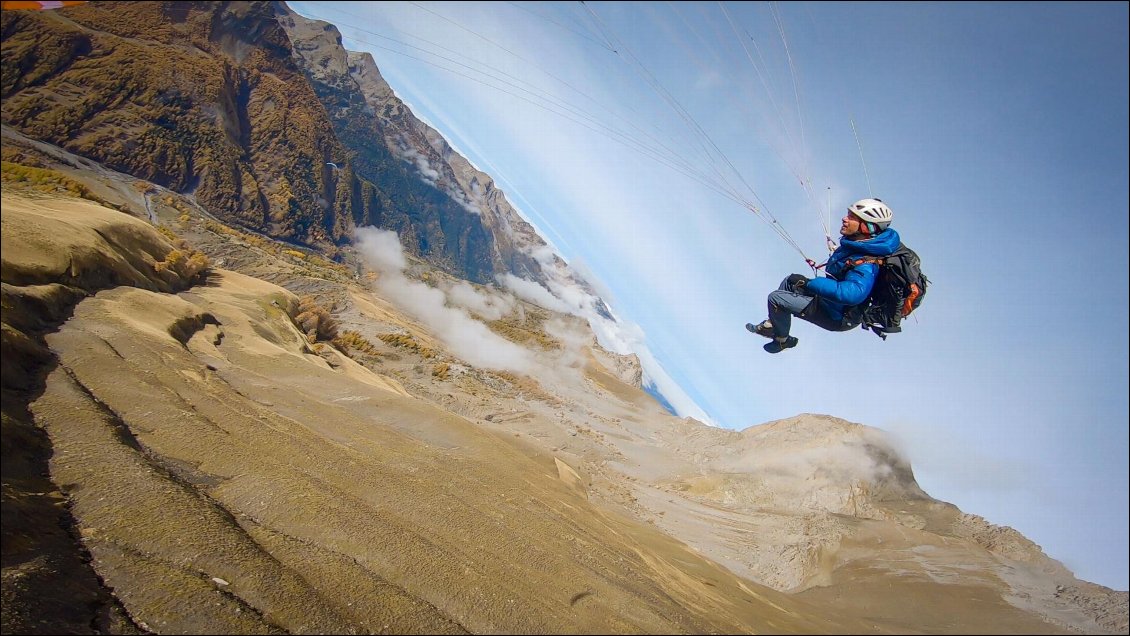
[747,198,900,353]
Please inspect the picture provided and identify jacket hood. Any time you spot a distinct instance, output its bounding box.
[840,228,901,257]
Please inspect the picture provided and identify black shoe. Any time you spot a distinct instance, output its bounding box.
[763,336,798,354]
[745,320,775,338]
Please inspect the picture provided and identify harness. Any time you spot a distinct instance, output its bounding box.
[844,255,923,320]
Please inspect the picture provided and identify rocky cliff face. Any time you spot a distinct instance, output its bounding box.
[340,47,548,281]
[274,2,609,300]
[1,1,566,287]
[272,3,499,283]
[1,2,352,245]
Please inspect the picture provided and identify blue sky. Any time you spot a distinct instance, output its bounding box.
[288,1,1129,591]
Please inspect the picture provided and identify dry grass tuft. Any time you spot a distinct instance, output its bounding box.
[333,330,379,358]
[378,332,436,359]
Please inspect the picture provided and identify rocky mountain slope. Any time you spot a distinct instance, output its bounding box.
[3,128,1127,634]
[275,1,610,311]
[1,0,571,289]
[275,2,551,285]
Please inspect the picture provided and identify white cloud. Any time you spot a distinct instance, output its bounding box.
[354,226,407,272]
[395,144,440,185]
[354,226,534,372]
[498,273,574,315]
[355,226,717,425]
[442,280,515,321]
[542,317,595,369]
[501,262,718,427]
[565,257,620,309]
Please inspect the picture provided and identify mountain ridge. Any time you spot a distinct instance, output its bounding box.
[274,1,613,314]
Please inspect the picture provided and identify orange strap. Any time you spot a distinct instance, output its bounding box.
[902,284,921,316]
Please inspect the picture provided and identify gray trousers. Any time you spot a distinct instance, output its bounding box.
[767,276,858,338]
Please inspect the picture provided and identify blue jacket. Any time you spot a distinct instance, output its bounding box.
[805,228,901,322]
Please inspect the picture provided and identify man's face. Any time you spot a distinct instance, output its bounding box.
[840,212,863,236]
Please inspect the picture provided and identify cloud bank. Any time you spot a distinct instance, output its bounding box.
[355,225,717,426]
[354,227,532,372]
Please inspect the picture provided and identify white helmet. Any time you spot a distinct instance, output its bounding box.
[848,198,893,229]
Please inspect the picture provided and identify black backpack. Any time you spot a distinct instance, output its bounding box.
[847,244,929,339]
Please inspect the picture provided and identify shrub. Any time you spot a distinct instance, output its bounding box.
[157,225,185,246]
[378,332,436,359]
[154,247,210,283]
[295,296,338,342]
[334,330,378,356]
